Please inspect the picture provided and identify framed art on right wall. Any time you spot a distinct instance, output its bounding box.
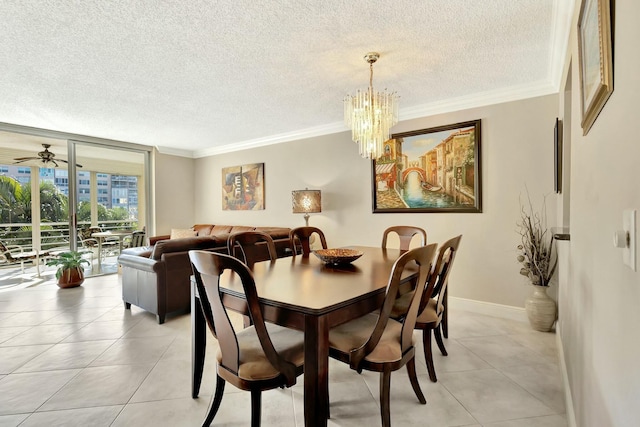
[554,118,563,194]
[578,0,613,135]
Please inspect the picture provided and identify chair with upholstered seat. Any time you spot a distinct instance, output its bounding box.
[227,231,277,270]
[189,250,305,427]
[390,235,462,383]
[328,243,438,427]
[289,226,328,256]
[381,226,427,251]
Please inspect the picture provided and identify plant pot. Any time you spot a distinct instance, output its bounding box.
[57,267,85,288]
[525,285,557,332]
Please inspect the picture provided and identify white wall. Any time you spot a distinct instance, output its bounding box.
[194,94,558,308]
[558,1,640,426]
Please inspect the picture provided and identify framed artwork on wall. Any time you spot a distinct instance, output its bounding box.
[372,119,482,213]
[578,0,613,135]
[222,163,265,210]
[554,118,563,194]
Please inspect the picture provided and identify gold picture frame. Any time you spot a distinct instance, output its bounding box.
[577,0,613,135]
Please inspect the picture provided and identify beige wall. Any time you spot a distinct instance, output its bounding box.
[558,1,640,426]
[194,94,558,308]
[154,152,196,235]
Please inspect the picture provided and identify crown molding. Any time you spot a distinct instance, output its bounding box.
[192,122,347,158]
[548,0,575,90]
[154,145,195,158]
[188,81,558,158]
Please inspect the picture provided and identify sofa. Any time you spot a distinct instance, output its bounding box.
[118,224,294,323]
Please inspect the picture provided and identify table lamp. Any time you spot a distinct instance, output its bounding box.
[292,188,321,226]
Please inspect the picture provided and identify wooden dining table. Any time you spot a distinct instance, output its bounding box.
[190,245,418,427]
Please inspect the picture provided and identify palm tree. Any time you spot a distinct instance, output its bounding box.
[0,175,28,223]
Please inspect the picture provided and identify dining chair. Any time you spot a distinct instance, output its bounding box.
[328,243,438,427]
[390,235,462,382]
[381,226,427,251]
[227,231,277,270]
[189,250,305,427]
[289,226,327,256]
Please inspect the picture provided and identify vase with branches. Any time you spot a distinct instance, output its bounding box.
[516,191,558,331]
[516,193,557,286]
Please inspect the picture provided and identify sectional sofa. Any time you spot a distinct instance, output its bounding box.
[118,224,294,323]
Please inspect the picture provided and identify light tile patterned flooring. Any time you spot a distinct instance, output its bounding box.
[0,272,567,426]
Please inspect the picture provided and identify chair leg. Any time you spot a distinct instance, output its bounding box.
[423,329,437,382]
[442,290,448,338]
[406,357,426,404]
[124,302,131,310]
[202,374,225,427]
[379,370,392,427]
[434,325,448,356]
[250,389,262,427]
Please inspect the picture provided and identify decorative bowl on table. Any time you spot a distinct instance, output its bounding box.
[313,248,363,265]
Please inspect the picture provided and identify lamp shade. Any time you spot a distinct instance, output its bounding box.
[292,189,321,214]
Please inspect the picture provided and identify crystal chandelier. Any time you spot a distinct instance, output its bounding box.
[344,52,399,159]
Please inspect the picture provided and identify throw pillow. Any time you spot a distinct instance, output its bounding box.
[170,228,196,239]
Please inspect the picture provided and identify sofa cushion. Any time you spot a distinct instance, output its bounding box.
[230,226,256,233]
[255,227,291,239]
[170,228,196,239]
[211,225,234,235]
[151,236,224,260]
[193,224,214,236]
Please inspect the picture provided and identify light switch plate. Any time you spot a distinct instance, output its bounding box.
[623,209,636,271]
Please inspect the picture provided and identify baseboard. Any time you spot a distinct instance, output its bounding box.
[449,296,528,323]
[556,328,577,427]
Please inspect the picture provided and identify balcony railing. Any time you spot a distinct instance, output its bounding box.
[0,220,139,252]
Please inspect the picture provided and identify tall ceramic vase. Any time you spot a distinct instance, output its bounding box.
[525,286,557,332]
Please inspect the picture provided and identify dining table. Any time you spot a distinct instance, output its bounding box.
[190,245,419,427]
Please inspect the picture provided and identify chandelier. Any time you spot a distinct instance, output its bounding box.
[344,52,399,159]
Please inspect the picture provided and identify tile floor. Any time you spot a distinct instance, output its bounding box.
[0,271,567,427]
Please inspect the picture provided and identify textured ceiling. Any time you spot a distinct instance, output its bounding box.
[0,1,572,158]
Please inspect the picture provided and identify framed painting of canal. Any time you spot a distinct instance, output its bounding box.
[577,0,613,135]
[372,120,482,213]
[222,163,265,210]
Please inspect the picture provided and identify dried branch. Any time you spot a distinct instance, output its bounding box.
[516,189,556,286]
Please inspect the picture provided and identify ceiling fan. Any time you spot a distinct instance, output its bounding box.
[13,144,83,168]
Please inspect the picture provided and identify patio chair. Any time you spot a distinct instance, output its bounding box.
[123,230,146,248]
[78,226,118,263]
[0,240,48,275]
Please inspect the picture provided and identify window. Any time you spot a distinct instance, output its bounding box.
[18,168,31,174]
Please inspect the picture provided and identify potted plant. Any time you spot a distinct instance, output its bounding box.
[516,192,558,331]
[46,250,91,288]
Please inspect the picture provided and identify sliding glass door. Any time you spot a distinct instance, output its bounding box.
[72,141,148,275]
[0,127,152,280]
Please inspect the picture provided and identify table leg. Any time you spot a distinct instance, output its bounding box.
[192,283,206,398]
[304,314,329,427]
